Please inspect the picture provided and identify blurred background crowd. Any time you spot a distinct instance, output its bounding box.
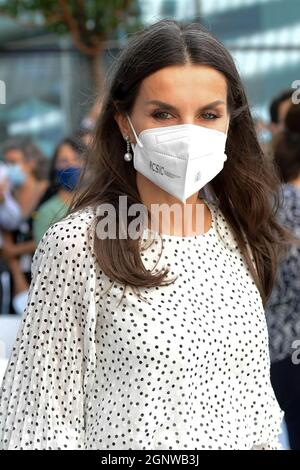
[0,0,300,450]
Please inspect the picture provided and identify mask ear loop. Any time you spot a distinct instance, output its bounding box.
[126,113,144,148]
[225,115,230,136]
[213,113,235,251]
[222,115,230,162]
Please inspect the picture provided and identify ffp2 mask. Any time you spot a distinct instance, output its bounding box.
[126,113,229,203]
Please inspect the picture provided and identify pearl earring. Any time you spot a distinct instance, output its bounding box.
[124,135,132,162]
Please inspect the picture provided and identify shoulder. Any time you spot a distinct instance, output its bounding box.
[34,196,67,230]
[37,194,62,213]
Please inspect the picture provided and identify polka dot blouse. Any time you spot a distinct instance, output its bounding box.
[0,199,283,450]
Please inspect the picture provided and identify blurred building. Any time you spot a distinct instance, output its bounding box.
[0,0,299,156]
[0,15,92,157]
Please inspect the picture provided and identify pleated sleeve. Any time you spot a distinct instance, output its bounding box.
[0,208,99,449]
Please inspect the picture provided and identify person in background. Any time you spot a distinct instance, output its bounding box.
[0,163,22,232]
[265,102,300,450]
[253,117,273,158]
[269,89,293,139]
[3,138,49,218]
[1,138,49,314]
[0,163,22,316]
[33,137,86,244]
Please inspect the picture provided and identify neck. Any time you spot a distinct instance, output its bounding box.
[137,173,199,206]
[136,173,209,236]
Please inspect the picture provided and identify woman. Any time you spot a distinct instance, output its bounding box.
[265,103,300,450]
[1,139,49,314]
[3,138,49,219]
[0,20,288,450]
[33,137,86,244]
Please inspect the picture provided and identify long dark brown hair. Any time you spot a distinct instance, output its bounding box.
[69,19,289,307]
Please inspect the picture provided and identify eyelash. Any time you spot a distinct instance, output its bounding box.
[151,110,220,121]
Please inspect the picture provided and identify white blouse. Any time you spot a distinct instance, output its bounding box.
[0,200,283,450]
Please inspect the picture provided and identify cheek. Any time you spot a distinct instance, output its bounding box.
[129,104,152,136]
[214,114,229,133]
[217,120,228,133]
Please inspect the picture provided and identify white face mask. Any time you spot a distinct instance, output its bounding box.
[126,113,229,203]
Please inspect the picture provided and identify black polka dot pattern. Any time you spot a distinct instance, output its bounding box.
[0,200,283,449]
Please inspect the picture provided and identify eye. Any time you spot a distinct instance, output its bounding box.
[201,112,219,120]
[152,110,173,120]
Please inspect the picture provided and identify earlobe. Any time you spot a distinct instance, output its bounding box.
[114,107,137,144]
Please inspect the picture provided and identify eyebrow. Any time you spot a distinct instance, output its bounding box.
[144,99,226,112]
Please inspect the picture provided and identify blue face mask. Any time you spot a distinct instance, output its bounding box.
[55,167,81,192]
[6,163,27,187]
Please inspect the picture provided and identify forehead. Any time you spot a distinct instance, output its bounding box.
[137,64,227,105]
[4,149,24,160]
[58,144,76,155]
